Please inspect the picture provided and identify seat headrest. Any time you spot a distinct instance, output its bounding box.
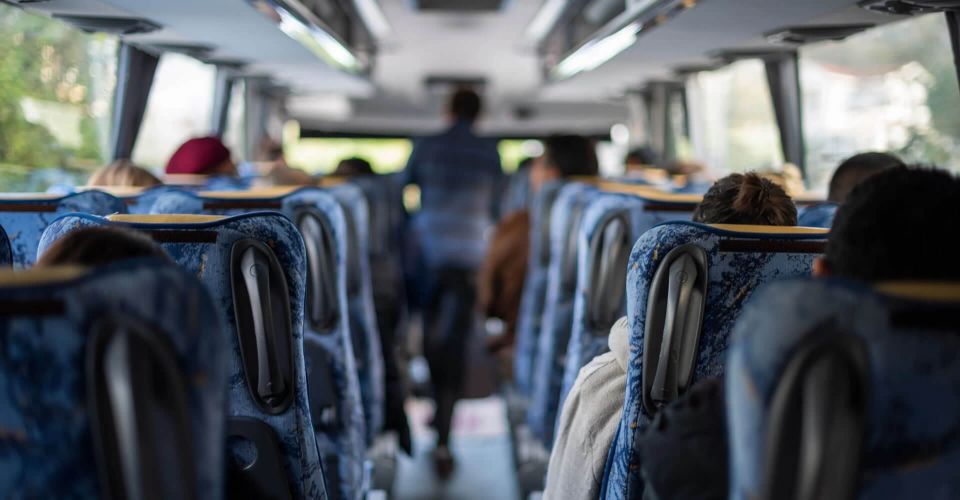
[876,282,960,302]
[79,186,146,197]
[599,182,704,204]
[0,193,65,201]
[708,224,829,236]
[198,187,304,199]
[0,266,88,287]
[107,214,226,224]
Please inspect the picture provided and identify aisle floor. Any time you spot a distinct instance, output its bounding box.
[392,398,519,500]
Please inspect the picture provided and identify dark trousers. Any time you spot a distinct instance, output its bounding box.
[422,267,477,447]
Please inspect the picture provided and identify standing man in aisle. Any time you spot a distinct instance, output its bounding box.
[402,88,503,478]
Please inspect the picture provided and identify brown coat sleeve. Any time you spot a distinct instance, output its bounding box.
[477,210,531,337]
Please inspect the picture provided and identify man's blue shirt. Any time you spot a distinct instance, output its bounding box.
[403,121,503,270]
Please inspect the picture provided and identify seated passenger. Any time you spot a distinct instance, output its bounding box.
[334,157,375,177]
[478,135,599,359]
[254,139,315,186]
[86,159,162,188]
[165,136,238,177]
[543,172,796,500]
[634,165,960,500]
[36,226,170,267]
[827,151,904,204]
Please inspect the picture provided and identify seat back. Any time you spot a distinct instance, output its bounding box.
[797,203,838,228]
[0,261,227,499]
[527,182,597,444]
[514,180,565,395]
[39,213,329,499]
[602,222,828,500]
[133,187,368,500]
[326,184,385,445]
[0,191,126,268]
[0,225,11,267]
[499,167,532,217]
[559,190,700,424]
[727,280,960,500]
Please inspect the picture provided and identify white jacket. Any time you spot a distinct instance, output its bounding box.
[543,317,630,500]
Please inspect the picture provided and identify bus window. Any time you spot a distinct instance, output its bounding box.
[689,59,784,174]
[800,14,960,192]
[0,4,118,191]
[285,134,414,174]
[131,53,216,169]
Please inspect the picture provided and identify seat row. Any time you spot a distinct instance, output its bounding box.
[507,176,958,499]
[0,179,406,500]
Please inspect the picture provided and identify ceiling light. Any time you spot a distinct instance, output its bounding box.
[353,0,392,40]
[550,22,639,80]
[548,0,699,81]
[525,0,569,46]
[249,0,364,74]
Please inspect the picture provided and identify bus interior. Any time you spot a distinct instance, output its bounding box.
[2,0,960,499]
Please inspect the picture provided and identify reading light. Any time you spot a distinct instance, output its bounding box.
[353,0,392,40]
[249,0,364,74]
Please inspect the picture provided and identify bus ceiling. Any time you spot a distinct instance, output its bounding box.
[8,0,960,166]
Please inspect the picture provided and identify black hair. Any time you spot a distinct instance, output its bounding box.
[543,134,599,178]
[625,146,660,167]
[825,165,960,282]
[828,152,904,204]
[37,226,172,268]
[517,157,535,171]
[334,157,374,177]
[449,88,482,123]
[693,173,798,226]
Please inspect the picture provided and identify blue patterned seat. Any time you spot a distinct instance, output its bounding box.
[135,187,369,500]
[797,202,838,228]
[0,191,126,268]
[326,184,385,446]
[0,260,227,499]
[527,182,597,445]
[559,189,700,426]
[38,213,329,499]
[727,279,960,500]
[602,222,829,500]
[513,180,566,396]
[0,225,11,267]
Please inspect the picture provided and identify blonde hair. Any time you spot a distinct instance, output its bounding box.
[87,160,162,188]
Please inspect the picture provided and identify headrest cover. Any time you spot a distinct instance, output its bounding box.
[107,214,225,224]
[876,282,960,302]
[198,187,303,199]
[708,224,829,235]
[165,137,230,175]
[0,266,88,287]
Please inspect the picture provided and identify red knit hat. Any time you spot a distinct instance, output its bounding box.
[165,136,231,174]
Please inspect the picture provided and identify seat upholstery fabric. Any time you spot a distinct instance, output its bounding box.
[559,193,696,421]
[0,260,227,499]
[0,191,126,268]
[527,182,597,445]
[38,213,329,499]
[0,226,11,267]
[138,187,368,500]
[602,222,827,500]
[797,203,838,228]
[727,279,960,500]
[513,180,565,395]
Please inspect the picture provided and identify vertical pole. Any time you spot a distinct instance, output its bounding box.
[110,43,160,161]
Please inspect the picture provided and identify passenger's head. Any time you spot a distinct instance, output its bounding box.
[530,134,599,192]
[625,146,659,173]
[258,137,286,164]
[448,88,482,124]
[828,152,904,204]
[815,166,960,282]
[693,172,798,226]
[165,136,237,176]
[87,160,162,188]
[334,157,374,177]
[36,227,171,268]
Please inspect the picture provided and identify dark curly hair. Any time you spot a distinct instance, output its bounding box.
[693,172,797,226]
